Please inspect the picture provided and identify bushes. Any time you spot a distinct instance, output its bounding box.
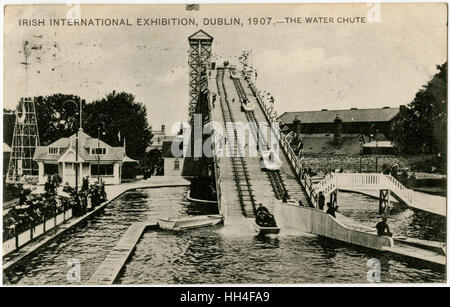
[63,177,107,217]
[3,192,73,240]
[3,177,107,241]
[3,183,30,202]
[301,155,409,173]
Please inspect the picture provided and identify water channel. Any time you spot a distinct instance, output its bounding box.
[4,187,445,285]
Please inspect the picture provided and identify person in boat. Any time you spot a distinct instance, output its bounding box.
[376,216,392,237]
[256,203,277,227]
[326,202,336,218]
[318,192,325,210]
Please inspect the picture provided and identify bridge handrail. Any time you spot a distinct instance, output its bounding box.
[247,78,318,207]
[247,78,416,209]
[314,173,415,205]
[384,174,414,204]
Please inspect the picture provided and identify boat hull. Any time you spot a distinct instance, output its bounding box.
[158,215,223,231]
[253,221,280,235]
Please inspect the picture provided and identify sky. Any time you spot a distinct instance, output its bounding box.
[3,3,447,135]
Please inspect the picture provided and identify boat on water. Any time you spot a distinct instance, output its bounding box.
[186,189,218,205]
[158,215,224,231]
[253,220,280,236]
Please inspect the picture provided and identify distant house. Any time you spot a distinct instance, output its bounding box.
[147,124,169,151]
[33,129,136,186]
[162,136,184,176]
[278,107,402,140]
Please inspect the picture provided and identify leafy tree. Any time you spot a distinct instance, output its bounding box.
[83,91,152,160]
[140,149,164,178]
[34,94,84,145]
[3,109,15,146]
[32,92,152,160]
[393,62,447,160]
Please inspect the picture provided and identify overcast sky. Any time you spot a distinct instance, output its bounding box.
[3,3,447,134]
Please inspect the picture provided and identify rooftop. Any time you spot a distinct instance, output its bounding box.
[300,133,365,155]
[279,107,400,124]
[33,129,132,162]
[188,29,213,41]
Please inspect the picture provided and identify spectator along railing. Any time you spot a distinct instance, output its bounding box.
[3,202,73,256]
[245,77,416,209]
[314,173,415,206]
[3,184,107,257]
[246,78,319,208]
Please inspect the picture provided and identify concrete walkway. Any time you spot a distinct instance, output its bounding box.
[344,188,446,217]
[87,221,158,285]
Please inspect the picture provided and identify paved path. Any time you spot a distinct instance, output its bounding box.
[343,188,446,217]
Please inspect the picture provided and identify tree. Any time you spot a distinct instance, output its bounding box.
[393,62,447,159]
[83,91,152,160]
[140,149,164,178]
[3,109,15,146]
[32,92,152,160]
[34,94,84,145]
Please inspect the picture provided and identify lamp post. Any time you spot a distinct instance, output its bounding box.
[375,129,379,172]
[359,139,363,173]
[62,99,83,192]
[97,123,105,184]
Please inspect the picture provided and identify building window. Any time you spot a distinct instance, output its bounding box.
[91,148,107,155]
[173,160,180,170]
[91,164,114,176]
[48,147,59,155]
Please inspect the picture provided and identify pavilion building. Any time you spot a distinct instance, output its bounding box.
[33,129,136,186]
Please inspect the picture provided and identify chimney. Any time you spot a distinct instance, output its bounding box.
[161,125,166,134]
[334,114,342,144]
[293,115,301,136]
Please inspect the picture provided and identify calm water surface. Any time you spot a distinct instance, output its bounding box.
[4,188,446,285]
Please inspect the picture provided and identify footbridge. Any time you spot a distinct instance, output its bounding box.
[188,30,445,266]
[314,172,446,217]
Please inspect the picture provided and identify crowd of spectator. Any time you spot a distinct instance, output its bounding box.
[3,175,107,241]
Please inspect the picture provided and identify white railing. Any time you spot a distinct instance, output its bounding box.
[315,173,337,195]
[247,78,320,207]
[384,174,415,204]
[314,173,415,206]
